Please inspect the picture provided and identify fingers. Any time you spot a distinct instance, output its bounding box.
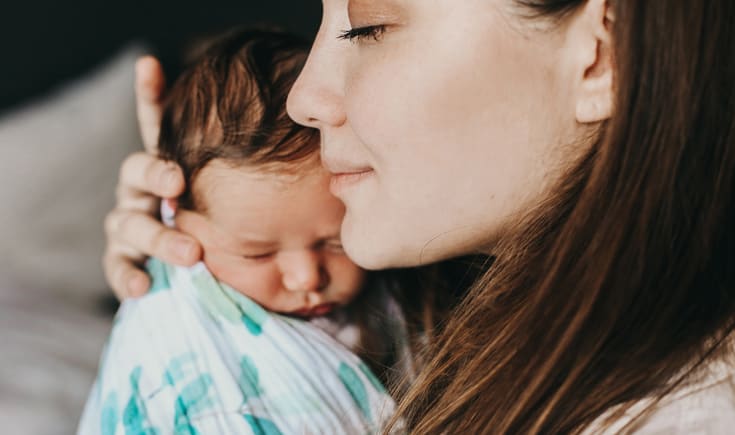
[103,249,151,299]
[106,55,171,300]
[103,208,202,299]
[117,152,186,200]
[135,56,166,153]
[105,148,187,300]
[105,210,202,267]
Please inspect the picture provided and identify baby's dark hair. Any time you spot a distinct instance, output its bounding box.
[158,28,319,211]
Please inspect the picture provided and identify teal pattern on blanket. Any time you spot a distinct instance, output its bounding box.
[238,355,263,400]
[160,353,217,433]
[359,361,387,394]
[339,362,372,422]
[244,415,284,435]
[77,259,399,434]
[224,283,269,336]
[123,367,160,435]
[189,267,268,337]
[173,374,214,435]
[147,257,171,293]
[242,314,263,335]
[162,353,198,386]
[191,269,244,324]
[100,392,119,435]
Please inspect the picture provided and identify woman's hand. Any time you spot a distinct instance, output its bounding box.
[103,56,202,299]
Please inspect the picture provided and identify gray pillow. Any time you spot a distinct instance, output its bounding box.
[0,46,145,296]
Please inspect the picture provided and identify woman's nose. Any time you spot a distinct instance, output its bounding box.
[286,32,347,129]
[279,251,329,293]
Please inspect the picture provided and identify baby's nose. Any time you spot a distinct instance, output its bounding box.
[280,251,329,293]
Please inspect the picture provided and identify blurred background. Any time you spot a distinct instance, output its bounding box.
[0,1,320,433]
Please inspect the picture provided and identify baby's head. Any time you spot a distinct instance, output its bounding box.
[158,29,365,317]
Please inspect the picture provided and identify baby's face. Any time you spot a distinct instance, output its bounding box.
[176,159,366,317]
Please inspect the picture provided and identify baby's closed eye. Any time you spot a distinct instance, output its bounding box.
[242,252,276,262]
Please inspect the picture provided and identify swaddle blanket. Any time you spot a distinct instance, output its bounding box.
[77,258,397,434]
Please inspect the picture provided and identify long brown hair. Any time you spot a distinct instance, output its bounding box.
[391,1,735,433]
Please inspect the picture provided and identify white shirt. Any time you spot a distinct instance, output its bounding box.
[583,352,735,434]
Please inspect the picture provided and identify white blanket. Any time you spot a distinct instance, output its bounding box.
[78,259,397,434]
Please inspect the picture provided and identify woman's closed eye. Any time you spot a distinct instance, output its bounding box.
[323,240,346,254]
[338,25,387,43]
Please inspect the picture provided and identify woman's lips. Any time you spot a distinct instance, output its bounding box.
[292,303,338,318]
[329,169,375,195]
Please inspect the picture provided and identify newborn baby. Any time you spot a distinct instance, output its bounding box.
[78,29,402,435]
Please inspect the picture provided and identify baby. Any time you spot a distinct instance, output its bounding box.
[159,31,365,326]
[78,29,405,435]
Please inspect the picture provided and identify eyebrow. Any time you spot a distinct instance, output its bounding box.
[236,238,279,249]
[235,234,342,251]
[347,0,408,25]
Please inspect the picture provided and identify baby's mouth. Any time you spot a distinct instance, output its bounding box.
[291,303,338,318]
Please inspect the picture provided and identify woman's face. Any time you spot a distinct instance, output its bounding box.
[288,0,589,269]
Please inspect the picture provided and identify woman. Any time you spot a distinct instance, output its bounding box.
[103,0,735,433]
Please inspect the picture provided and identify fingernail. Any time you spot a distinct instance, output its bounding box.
[160,165,178,187]
[173,238,196,261]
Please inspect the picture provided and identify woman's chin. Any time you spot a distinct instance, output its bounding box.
[341,215,394,270]
[342,238,385,271]
[342,212,489,270]
[341,224,423,271]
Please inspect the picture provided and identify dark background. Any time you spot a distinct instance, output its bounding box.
[0,0,322,116]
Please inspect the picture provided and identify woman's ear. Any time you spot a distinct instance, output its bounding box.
[568,0,615,124]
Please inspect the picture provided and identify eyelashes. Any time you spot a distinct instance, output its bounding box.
[241,240,346,262]
[242,253,275,262]
[338,25,387,43]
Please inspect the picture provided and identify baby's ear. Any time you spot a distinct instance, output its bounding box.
[174,209,212,246]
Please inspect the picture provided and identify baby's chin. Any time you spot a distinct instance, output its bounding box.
[287,302,341,318]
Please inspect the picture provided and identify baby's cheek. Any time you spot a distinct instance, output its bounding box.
[204,253,280,300]
[235,265,284,306]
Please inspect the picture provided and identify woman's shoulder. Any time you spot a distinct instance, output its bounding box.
[631,375,735,434]
[585,352,735,434]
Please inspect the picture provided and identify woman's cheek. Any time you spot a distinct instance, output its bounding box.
[327,254,366,301]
